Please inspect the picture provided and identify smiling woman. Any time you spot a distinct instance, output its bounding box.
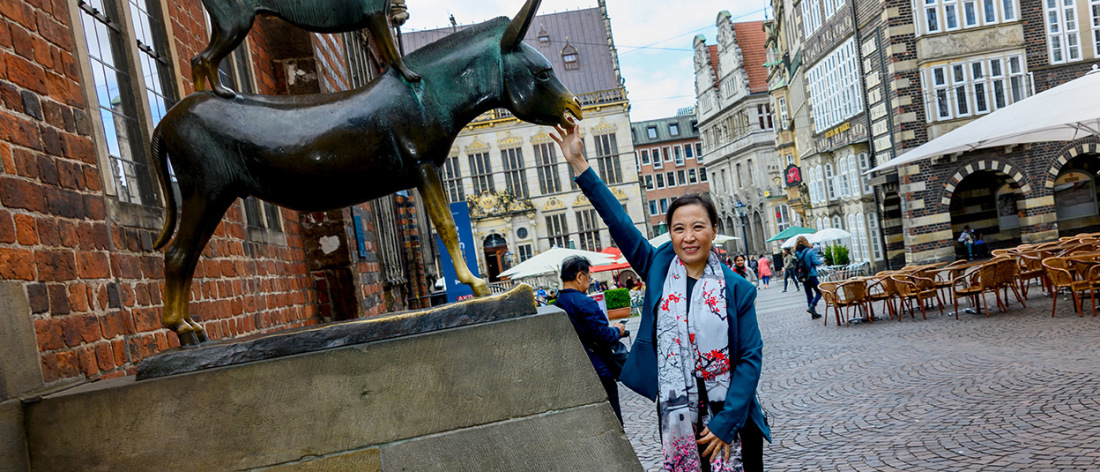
[551,119,771,472]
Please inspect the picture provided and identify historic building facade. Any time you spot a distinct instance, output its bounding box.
[402,2,646,282]
[0,0,434,395]
[693,14,784,256]
[630,112,709,236]
[765,0,811,234]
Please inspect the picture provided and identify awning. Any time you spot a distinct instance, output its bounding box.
[765,226,815,243]
[868,66,1100,174]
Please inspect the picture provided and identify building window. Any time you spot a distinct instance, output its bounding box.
[776,204,792,232]
[546,213,570,248]
[666,171,676,188]
[656,173,666,189]
[1092,0,1100,57]
[442,156,465,202]
[77,0,178,206]
[645,175,655,190]
[649,201,658,216]
[776,97,789,129]
[832,215,843,229]
[838,157,852,198]
[802,0,823,37]
[647,126,658,139]
[868,213,883,259]
[677,170,687,186]
[689,169,698,184]
[537,28,550,46]
[736,164,743,188]
[924,54,1028,122]
[244,198,283,231]
[534,143,561,194]
[519,244,533,262]
[670,123,680,136]
[1046,0,1081,63]
[576,209,601,251]
[593,134,622,183]
[700,167,708,182]
[674,146,685,166]
[652,147,663,169]
[639,149,651,165]
[695,143,704,160]
[807,38,863,132]
[757,104,774,130]
[662,147,672,162]
[501,147,529,198]
[684,144,694,159]
[659,198,669,213]
[825,164,837,201]
[919,0,1017,34]
[468,152,495,194]
[561,44,579,70]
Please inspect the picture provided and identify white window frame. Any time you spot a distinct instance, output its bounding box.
[924,53,1028,123]
[826,164,838,201]
[944,0,961,30]
[868,213,883,260]
[848,156,860,199]
[1046,0,1082,64]
[951,63,971,118]
[652,147,663,169]
[807,38,864,132]
[1092,0,1100,58]
[838,157,852,198]
[858,153,872,195]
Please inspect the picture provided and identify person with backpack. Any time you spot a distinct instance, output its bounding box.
[781,248,800,292]
[794,236,823,319]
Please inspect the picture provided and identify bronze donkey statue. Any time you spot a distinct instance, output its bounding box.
[153,0,581,345]
[194,0,419,97]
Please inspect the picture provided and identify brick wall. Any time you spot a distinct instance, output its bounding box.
[0,0,425,389]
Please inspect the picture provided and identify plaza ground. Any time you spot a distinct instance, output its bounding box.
[621,280,1100,471]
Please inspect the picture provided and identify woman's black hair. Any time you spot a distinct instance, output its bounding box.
[560,256,592,282]
[666,194,718,229]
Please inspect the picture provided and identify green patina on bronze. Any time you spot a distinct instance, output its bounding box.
[194,0,419,97]
[152,0,582,345]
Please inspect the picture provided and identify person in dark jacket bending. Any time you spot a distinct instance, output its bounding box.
[554,256,628,423]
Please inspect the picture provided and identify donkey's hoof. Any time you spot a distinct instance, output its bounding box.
[211,84,237,99]
[177,331,203,346]
[471,279,490,297]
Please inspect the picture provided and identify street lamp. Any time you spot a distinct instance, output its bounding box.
[734,200,748,255]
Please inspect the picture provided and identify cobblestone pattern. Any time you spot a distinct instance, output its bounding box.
[621,285,1100,471]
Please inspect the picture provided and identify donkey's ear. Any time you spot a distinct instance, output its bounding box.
[500,0,542,49]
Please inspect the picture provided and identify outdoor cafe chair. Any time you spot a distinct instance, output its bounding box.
[951,262,1000,318]
[1016,252,1050,299]
[933,260,969,301]
[889,273,944,320]
[818,282,842,326]
[866,273,897,320]
[836,278,873,326]
[993,258,1027,310]
[1041,257,1094,317]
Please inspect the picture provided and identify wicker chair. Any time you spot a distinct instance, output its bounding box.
[1042,258,1094,317]
[1016,252,1049,299]
[889,273,944,320]
[933,260,969,302]
[993,258,1026,310]
[951,262,1000,318]
[818,282,841,326]
[835,278,872,326]
[866,273,897,320]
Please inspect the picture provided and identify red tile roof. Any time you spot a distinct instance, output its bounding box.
[733,21,768,93]
[707,45,721,89]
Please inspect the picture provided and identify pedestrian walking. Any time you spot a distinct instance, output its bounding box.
[781,248,800,292]
[795,236,824,319]
[757,254,772,289]
[552,120,770,472]
[554,256,628,424]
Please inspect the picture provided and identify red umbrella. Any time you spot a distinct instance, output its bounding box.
[591,247,630,273]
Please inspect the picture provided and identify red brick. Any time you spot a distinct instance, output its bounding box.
[56,159,84,189]
[133,307,159,332]
[56,349,80,379]
[34,318,64,351]
[0,110,42,150]
[83,194,104,219]
[10,24,34,60]
[62,133,94,163]
[76,251,110,278]
[95,342,115,371]
[111,339,127,366]
[36,153,58,185]
[128,334,157,361]
[68,284,89,312]
[13,213,37,245]
[35,249,76,281]
[32,36,53,70]
[45,71,81,107]
[13,149,38,178]
[154,331,168,351]
[92,223,109,249]
[40,353,59,382]
[76,222,94,250]
[0,247,36,280]
[0,176,46,212]
[0,209,15,243]
[57,219,77,247]
[0,16,11,49]
[78,346,98,377]
[82,165,102,191]
[4,51,48,94]
[100,310,133,338]
[36,11,72,52]
[0,1,36,31]
[79,313,100,342]
[111,254,142,279]
[35,216,58,245]
[0,141,14,174]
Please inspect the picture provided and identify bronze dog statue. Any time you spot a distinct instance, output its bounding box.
[153,0,581,345]
[194,0,420,97]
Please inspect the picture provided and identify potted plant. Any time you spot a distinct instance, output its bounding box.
[604,288,631,320]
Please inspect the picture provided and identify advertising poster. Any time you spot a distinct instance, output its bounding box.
[436,202,480,303]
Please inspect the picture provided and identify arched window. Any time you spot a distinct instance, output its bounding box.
[867,213,883,260]
[832,215,842,230]
[825,164,837,200]
[838,157,851,197]
[857,153,871,194]
[847,213,858,261]
[537,27,550,46]
[848,156,860,199]
[561,43,579,70]
[856,212,868,263]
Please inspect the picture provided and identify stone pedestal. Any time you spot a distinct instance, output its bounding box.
[23,287,641,471]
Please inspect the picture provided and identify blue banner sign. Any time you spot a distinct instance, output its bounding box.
[437,202,480,303]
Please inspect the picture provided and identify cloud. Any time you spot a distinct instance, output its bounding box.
[401,0,767,121]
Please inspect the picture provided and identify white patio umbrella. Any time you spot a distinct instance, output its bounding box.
[812,228,852,242]
[781,232,822,248]
[498,247,616,280]
[868,66,1100,173]
[647,232,739,247]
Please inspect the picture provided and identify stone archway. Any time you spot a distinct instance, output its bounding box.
[947,169,1025,258]
[751,210,766,256]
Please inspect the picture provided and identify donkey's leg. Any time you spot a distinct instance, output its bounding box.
[192,17,252,98]
[416,163,488,297]
[367,13,420,83]
[163,193,236,345]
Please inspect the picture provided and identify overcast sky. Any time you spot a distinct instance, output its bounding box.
[400,0,769,122]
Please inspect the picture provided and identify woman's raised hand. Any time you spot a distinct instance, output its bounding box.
[550,117,590,176]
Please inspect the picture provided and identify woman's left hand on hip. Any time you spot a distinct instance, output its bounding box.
[696,427,730,462]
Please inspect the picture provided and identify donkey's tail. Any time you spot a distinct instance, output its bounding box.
[152,127,177,249]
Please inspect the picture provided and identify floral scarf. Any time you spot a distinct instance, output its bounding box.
[657,252,742,472]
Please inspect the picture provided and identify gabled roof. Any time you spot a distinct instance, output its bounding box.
[733,21,768,93]
[707,45,721,89]
[399,8,619,95]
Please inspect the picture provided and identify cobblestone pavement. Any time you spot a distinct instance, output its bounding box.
[620,282,1100,471]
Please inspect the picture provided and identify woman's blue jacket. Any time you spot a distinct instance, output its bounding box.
[576,169,771,444]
